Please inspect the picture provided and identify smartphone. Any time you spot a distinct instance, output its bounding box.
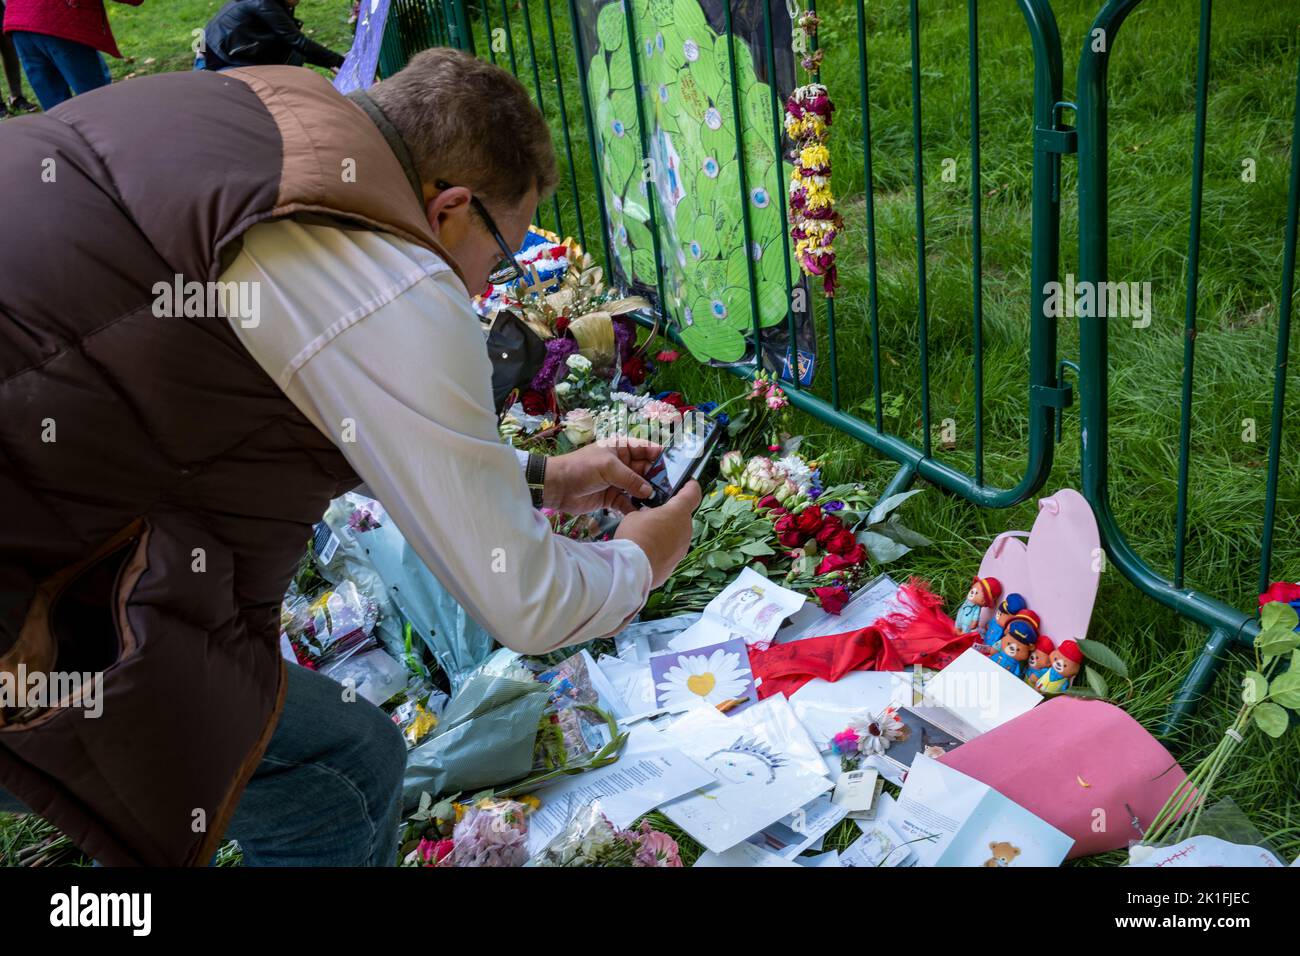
[635,417,723,508]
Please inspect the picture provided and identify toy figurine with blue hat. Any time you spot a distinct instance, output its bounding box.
[954,576,1001,638]
[988,618,1037,678]
[983,592,1028,647]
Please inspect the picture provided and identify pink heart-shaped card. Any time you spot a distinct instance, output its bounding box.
[974,488,1101,645]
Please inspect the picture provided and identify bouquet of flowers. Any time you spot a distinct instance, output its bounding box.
[532,803,682,867]
[279,578,379,670]
[646,447,930,616]
[476,228,654,421]
[402,795,536,867]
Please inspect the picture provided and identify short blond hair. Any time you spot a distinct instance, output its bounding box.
[370,47,558,210]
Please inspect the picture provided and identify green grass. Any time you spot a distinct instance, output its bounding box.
[644,0,1300,863]
[3,0,1298,866]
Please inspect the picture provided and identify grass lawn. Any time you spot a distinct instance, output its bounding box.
[2,0,1297,866]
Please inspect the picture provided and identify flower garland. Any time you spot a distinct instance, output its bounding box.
[784,7,842,297]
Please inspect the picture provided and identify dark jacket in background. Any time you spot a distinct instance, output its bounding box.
[204,0,344,70]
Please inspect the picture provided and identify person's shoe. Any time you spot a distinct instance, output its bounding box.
[5,95,37,114]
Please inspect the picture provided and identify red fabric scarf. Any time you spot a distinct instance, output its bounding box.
[749,578,975,698]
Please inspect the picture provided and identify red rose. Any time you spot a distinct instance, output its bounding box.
[774,513,806,548]
[793,505,824,536]
[814,515,844,546]
[554,315,571,334]
[826,529,857,556]
[1260,581,1300,608]
[756,494,781,511]
[520,389,548,415]
[816,544,867,576]
[622,354,649,386]
[813,585,850,615]
[660,391,687,409]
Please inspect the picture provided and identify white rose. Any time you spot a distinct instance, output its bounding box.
[563,408,597,446]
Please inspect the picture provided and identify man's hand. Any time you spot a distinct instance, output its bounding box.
[543,438,662,515]
[614,480,702,588]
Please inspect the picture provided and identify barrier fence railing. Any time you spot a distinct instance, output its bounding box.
[378,0,1297,730]
[410,0,1072,509]
[1076,0,1298,731]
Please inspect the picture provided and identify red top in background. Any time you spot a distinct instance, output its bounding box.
[2,0,143,60]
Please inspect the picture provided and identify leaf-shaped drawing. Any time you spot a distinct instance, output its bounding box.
[606,42,636,91]
[679,317,747,363]
[596,0,626,53]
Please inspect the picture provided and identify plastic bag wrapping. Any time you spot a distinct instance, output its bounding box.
[359,512,497,694]
[391,680,450,749]
[319,647,408,706]
[402,670,549,807]
[315,492,497,692]
[315,494,407,661]
[531,801,683,867]
[280,579,379,667]
[1127,797,1288,867]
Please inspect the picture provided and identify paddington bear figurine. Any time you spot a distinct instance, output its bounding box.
[1035,639,1084,694]
[954,576,1001,638]
[988,619,1038,678]
[983,592,1028,647]
[1023,635,1055,686]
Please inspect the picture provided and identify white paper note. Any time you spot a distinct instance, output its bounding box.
[920,647,1042,736]
[525,725,714,857]
[668,567,806,651]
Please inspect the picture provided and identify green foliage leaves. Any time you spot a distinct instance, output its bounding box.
[1258,601,1300,659]
[1076,638,1130,679]
[1253,702,1290,738]
[1242,670,1268,706]
[1268,671,1300,709]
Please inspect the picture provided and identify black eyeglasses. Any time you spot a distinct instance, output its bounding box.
[434,179,525,286]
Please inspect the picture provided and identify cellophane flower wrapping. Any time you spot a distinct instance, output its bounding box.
[532,803,682,867]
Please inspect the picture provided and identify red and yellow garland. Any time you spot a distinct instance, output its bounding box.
[785,8,842,297]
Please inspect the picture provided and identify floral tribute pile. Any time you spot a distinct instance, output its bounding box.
[476,228,657,428]
[487,282,930,619]
[400,792,683,868]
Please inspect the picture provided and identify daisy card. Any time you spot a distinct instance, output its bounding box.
[650,638,757,715]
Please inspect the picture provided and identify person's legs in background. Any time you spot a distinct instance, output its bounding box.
[9,31,108,111]
[44,33,110,97]
[222,661,408,866]
[0,3,37,114]
[9,32,70,110]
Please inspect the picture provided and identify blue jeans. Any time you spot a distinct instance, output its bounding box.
[9,31,111,111]
[0,662,407,866]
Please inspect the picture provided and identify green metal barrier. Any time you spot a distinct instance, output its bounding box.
[1075,0,1298,732]
[380,0,1296,731]
[418,0,1073,511]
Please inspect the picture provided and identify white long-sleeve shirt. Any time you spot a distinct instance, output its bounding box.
[220,219,652,653]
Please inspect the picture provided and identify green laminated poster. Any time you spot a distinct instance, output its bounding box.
[578,0,813,376]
